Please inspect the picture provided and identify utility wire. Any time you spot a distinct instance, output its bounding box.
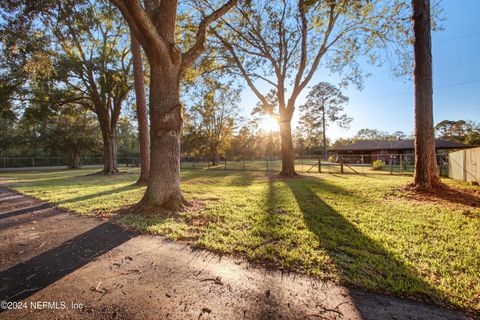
[349,31,480,103]
[434,31,480,44]
[353,79,480,102]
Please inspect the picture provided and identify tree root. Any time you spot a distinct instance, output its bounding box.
[130,194,193,218]
[405,181,446,192]
[279,170,299,177]
[93,168,120,175]
[133,178,148,186]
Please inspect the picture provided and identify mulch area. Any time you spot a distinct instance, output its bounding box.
[397,184,480,215]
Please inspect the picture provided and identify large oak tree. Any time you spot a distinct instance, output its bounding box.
[0,1,133,174]
[110,0,237,211]
[54,3,132,174]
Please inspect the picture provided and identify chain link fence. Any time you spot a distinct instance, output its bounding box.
[0,153,449,176]
[0,157,139,170]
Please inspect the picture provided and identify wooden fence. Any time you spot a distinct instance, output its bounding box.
[448,147,480,183]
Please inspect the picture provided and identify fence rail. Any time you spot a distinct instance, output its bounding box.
[0,153,449,176]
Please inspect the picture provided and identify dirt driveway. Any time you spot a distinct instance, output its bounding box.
[0,188,470,320]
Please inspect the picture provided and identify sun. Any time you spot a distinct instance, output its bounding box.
[260,115,279,132]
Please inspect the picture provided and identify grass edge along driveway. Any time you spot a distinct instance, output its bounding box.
[2,168,479,314]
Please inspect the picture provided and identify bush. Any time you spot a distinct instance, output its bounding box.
[372,160,385,170]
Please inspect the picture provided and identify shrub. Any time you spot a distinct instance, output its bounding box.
[372,160,385,170]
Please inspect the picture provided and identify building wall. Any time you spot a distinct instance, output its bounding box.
[331,149,452,165]
[331,150,412,164]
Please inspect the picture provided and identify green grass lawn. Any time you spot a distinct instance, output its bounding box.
[1,168,479,313]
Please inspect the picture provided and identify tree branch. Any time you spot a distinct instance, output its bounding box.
[110,0,169,64]
[212,29,270,109]
[181,0,237,74]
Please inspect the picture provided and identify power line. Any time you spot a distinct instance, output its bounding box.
[353,79,480,103]
[435,79,480,89]
[434,31,480,44]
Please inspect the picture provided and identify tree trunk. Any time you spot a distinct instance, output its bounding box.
[411,0,442,189]
[211,154,218,166]
[210,143,219,165]
[322,107,328,160]
[101,131,119,175]
[131,32,150,184]
[138,64,188,211]
[70,152,81,169]
[279,120,297,176]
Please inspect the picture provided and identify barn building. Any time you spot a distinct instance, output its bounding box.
[329,139,474,164]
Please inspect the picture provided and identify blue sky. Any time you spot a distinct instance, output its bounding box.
[239,0,480,140]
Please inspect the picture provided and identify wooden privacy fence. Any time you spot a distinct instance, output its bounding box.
[448,147,480,183]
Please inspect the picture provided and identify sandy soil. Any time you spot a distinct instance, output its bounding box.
[0,188,470,320]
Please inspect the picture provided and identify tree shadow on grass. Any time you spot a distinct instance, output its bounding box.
[223,171,261,187]
[277,178,447,310]
[55,184,140,206]
[8,173,138,191]
[180,170,260,188]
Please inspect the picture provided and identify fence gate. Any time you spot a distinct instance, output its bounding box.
[448,147,480,183]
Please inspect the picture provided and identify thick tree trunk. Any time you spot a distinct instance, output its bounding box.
[70,152,81,169]
[101,131,119,175]
[279,120,297,176]
[131,32,150,184]
[411,0,442,189]
[138,64,188,211]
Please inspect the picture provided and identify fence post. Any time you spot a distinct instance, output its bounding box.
[361,155,364,174]
[243,160,245,171]
[32,158,35,168]
[225,158,227,170]
[318,157,322,173]
[340,157,344,174]
[266,159,269,172]
[3,158,5,168]
[390,156,393,174]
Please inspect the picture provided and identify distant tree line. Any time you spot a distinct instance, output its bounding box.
[0,108,140,167]
[435,120,480,145]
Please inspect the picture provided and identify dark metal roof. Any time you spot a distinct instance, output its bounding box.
[329,139,474,152]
